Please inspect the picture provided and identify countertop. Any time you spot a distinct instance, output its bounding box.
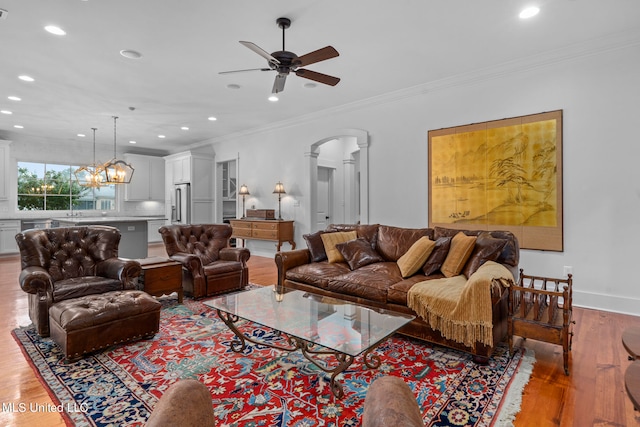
[52,216,166,224]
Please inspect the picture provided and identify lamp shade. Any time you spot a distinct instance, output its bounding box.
[75,127,107,188]
[239,184,250,196]
[273,181,286,194]
[103,116,134,184]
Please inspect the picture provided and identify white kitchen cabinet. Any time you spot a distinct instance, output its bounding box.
[164,151,215,223]
[0,220,20,254]
[124,154,165,201]
[147,219,166,243]
[171,155,191,184]
[0,141,10,200]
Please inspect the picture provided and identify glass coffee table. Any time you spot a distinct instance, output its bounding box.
[204,285,414,398]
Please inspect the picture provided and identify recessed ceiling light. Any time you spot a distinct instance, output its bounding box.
[208,116,217,121]
[268,95,279,102]
[181,126,189,130]
[303,82,317,89]
[14,125,24,129]
[18,75,35,82]
[158,135,166,139]
[519,6,540,19]
[227,84,241,90]
[8,96,21,101]
[120,49,142,59]
[45,25,66,36]
[129,140,136,144]
[0,110,12,115]
[77,133,86,137]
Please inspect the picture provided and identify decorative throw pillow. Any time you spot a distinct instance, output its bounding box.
[321,231,358,263]
[303,230,332,262]
[335,238,384,270]
[441,232,477,278]
[397,236,436,278]
[422,236,452,276]
[462,232,508,278]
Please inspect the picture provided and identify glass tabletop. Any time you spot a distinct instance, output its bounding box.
[204,286,415,357]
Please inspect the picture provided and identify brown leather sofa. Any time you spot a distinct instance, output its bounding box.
[159,224,250,299]
[276,224,519,360]
[15,226,142,337]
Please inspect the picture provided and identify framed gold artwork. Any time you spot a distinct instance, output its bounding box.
[428,110,563,251]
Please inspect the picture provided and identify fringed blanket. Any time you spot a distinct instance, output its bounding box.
[407,261,514,347]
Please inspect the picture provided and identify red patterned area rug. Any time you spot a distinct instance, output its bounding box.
[12,295,534,427]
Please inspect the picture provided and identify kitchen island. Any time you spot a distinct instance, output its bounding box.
[52,216,165,259]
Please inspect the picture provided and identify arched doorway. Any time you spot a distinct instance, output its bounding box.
[306,129,369,233]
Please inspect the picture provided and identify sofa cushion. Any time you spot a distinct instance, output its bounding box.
[376,226,433,262]
[397,237,436,278]
[303,230,332,262]
[336,238,384,270]
[285,262,351,290]
[462,232,508,278]
[327,262,402,303]
[321,231,358,263]
[387,274,432,305]
[441,232,477,278]
[422,236,452,276]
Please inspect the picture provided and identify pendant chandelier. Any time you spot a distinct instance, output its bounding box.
[74,127,106,188]
[103,116,134,184]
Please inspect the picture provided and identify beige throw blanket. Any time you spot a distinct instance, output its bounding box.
[407,261,514,347]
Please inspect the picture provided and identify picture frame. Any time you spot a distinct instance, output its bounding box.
[428,110,563,251]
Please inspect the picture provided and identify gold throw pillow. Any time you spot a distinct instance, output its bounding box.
[321,231,358,263]
[441,232,477,278]
[397,236,436,278]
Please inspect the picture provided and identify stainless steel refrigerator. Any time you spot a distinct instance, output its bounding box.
[172,183,191,224]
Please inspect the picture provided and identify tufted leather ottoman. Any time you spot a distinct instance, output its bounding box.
[49,290,161,362]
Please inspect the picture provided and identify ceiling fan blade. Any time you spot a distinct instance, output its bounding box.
[240,41,280,64]
[219,68,272,75]
[295,69,340,86]
[272,74,287,93]
[296,46,339,68]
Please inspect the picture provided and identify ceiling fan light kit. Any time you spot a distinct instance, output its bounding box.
[220,17,340,95]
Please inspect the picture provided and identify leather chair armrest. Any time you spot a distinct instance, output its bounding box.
[169,252,203,272]
[97,258,141,285]
[362,376,423,427]
[18,266,53,294]
[219,247,250,264]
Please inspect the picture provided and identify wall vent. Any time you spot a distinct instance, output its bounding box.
[0,9,8,20]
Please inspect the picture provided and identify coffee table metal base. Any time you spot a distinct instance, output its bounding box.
[217,310,381,398]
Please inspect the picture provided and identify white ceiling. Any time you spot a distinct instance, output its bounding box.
[0,0,639,154]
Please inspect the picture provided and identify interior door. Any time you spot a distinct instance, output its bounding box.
[316,166,332,231]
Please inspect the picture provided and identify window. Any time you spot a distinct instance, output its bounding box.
[17,162,116,211]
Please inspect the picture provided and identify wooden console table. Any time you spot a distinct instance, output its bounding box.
[229,219,296,251]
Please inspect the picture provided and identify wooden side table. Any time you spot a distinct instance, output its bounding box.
[136,257,183,302]
[622,326,640,410]
[622,326,640,360]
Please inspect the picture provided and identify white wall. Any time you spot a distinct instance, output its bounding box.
[209,43,640,316]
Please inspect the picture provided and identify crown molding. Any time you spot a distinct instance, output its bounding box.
[196,28,640,147]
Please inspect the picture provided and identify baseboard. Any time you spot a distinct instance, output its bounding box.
[574,289,640,317]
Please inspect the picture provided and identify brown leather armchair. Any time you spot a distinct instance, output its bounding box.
[159,224,250,299]
[15,226,142,337]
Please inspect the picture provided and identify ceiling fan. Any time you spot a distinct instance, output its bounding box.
[220,17,340,94]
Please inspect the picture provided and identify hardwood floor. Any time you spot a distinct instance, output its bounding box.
[1,245,638,426]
